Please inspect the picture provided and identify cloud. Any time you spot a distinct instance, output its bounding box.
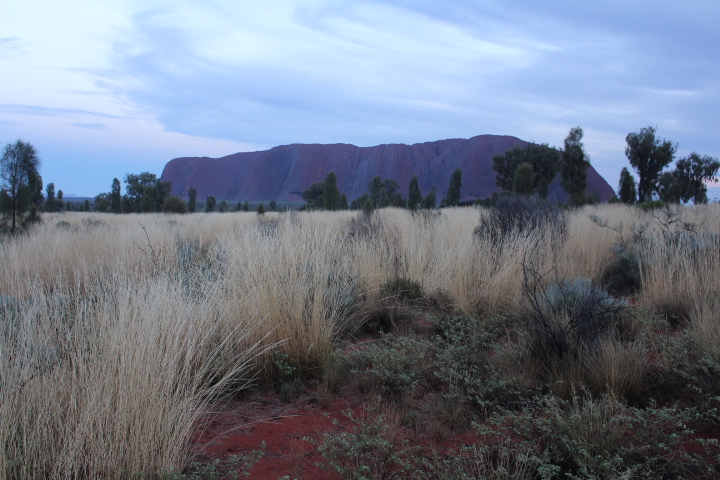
[0,37,24,58]
[0,103,124,120]
[3,0,718,196]
[72,123,108,130]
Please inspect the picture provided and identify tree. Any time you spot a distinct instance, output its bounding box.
[218,200,228,213]
[141,186,157,213]
[657,171,683,203]
[658,152,720,204]
[625,126,677,202]
[618,167,637,204]
[1,140,42,234]
[243,201,249,212]
[256,202,265,215]
[493,143,560,198]
[446,168,462,206]
[121,195,133,213]
[302,181,325,209]
[111,178,121,214]
[94,193,111,213]
[560,127,590,206]
[381,179,402,207]
[163,194,187,213]
[408,175,422,210]
[124,172,172,212]
[424,186,437,209]
[269,200,277,211]
[351,193,371,210]
[369,176,383,208]
[45,182,56,212]
[513,162,535,196]
[205,196,216,212]
[187,187,197,213]
[339,194,348,210]
[323,171,340,210]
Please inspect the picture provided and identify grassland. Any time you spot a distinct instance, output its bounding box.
[1,203,720,479]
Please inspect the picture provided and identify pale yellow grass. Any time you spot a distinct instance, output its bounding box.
[2,203,720,478]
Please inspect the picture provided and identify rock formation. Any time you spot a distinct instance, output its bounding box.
[160,135,615,203]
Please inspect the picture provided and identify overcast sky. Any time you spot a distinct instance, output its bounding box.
[1,0,719,198]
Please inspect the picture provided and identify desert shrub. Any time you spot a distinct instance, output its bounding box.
[317,409,422,480]
[522,275,628,362]
[520,269,645,399]
[432,315,536,419]
[422,440,535,480]
[474,195,567,246]
[361,277,424,333]
[648,327,720,424]
[380,277,424,304]
[601,247,641,296]
[272,351,305,402]
[479,392,699,479]
[348,336,434,403]
[159,448,265,479]
[55,220,72,230]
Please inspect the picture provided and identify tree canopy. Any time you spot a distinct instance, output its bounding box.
[124,172,172,213]
[493,143,560,198]
[1,139,42,233]
[618,167,637,204]
[445,169,462,206]
[658,152,720,204]
[560,127,590,206]
[625,126,677,202]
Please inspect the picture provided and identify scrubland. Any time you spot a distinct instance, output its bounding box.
[2,202,720,479]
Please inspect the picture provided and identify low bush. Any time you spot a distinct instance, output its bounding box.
[479,392,699,479]
[317,409,422,480]
[601,247,641,296]
[474,195,567,247]
[362,277,424,333]
[519,269,645,399]
[348,336,434,404]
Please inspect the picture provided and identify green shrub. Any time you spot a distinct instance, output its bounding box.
[348,336,434,403]
[317,409,422,480]
[272,351,305,402]
[433,315,536,419]
[158,447,265,479]
[479,392,699,479]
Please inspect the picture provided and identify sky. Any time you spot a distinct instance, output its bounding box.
[1,0,719,199]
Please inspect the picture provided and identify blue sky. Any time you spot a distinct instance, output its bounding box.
[1,0,718,198]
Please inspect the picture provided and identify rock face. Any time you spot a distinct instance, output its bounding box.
[160,135,615,203]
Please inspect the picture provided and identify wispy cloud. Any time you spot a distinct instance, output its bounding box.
[0,37,25,58]
[1,0,718,196]
[72,123,108,130]
[0,104,125,120]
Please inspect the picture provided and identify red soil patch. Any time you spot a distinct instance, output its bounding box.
[188,385,481,480]
[189,394,360,480]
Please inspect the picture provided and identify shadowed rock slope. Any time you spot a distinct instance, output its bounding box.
[161,135,615,203]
